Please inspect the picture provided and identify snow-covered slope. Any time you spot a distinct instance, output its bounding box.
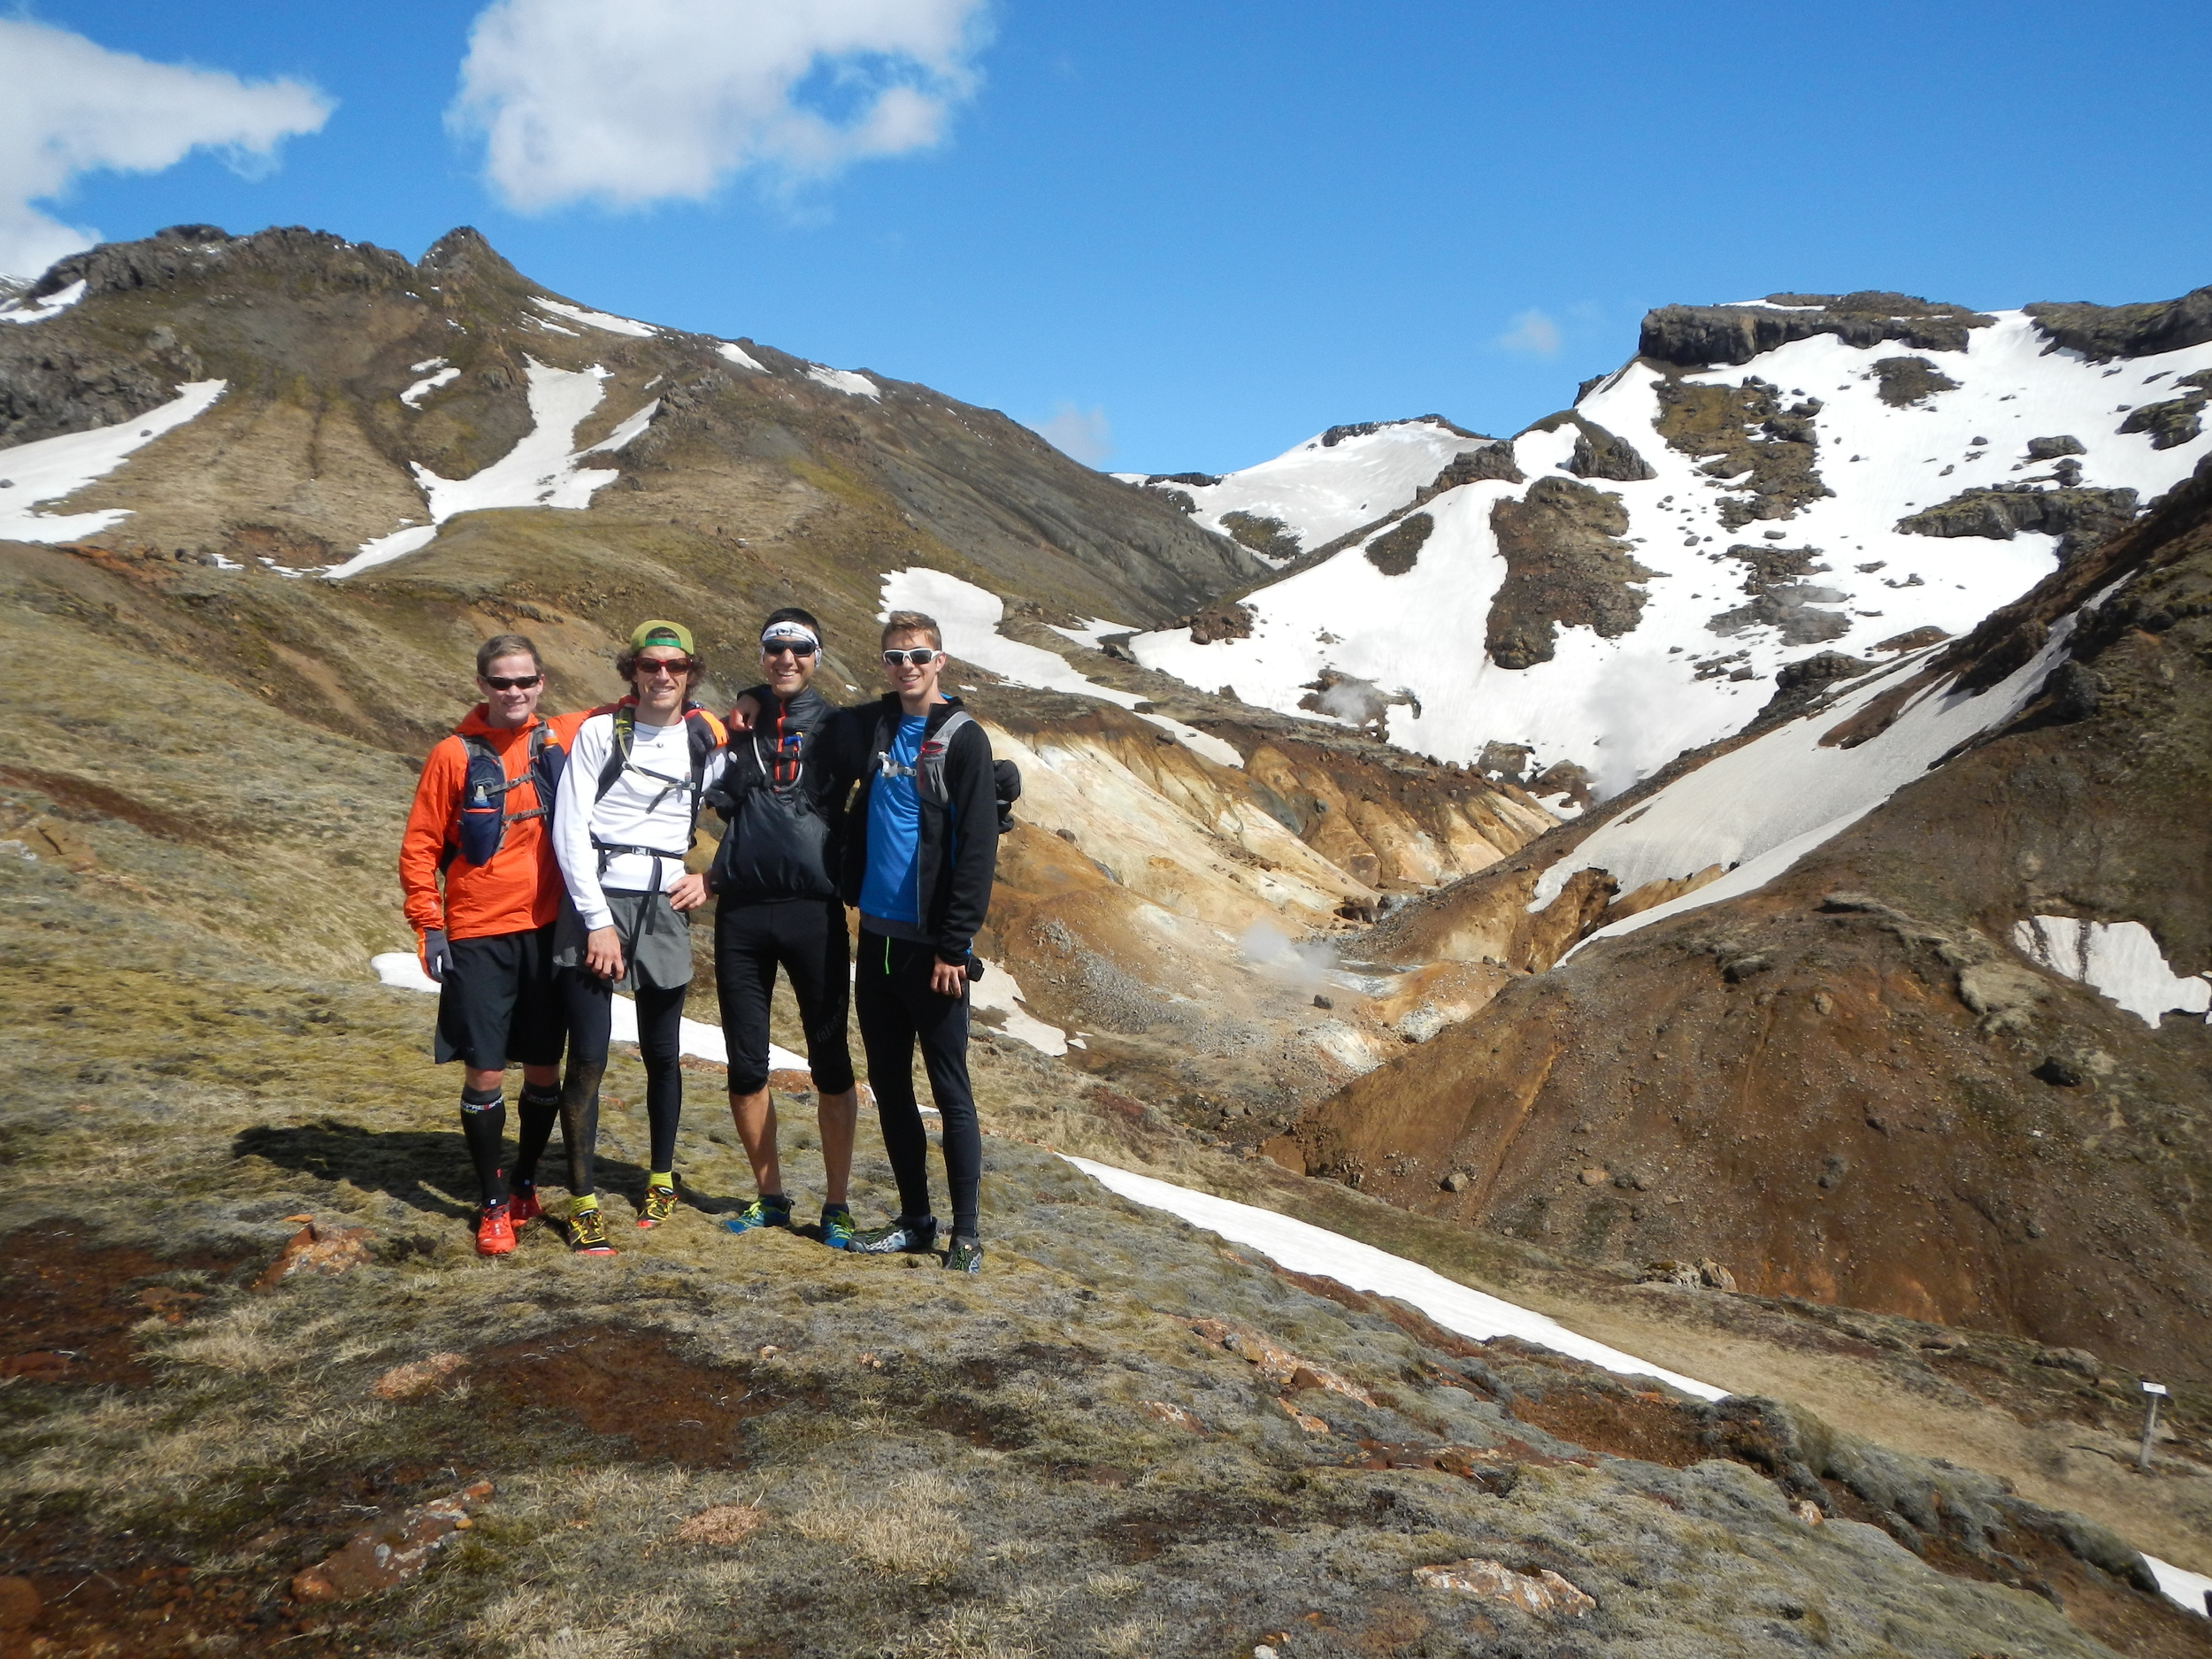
[1120,416,1502,563]
[1130,305,2212,798]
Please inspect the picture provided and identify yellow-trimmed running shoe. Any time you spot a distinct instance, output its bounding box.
[567,1202,616,1256]
[638,1183,679,1229]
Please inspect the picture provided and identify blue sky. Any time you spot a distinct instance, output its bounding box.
[10,1,2212,474]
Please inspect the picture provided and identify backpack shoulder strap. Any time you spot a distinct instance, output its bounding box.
[595,704,635,803]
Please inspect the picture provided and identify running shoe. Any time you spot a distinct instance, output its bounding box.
[819,1202,856,1251]
[567,1202,616,1256]
[638,1184,679,1229]
[723,1194,794,1235]
[475,1201,516,1257]
[510,1185,543,1230]
[942,1235,984,1275]
[849,1215,939,1256]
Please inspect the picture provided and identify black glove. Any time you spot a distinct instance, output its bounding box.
[422,927,452,982]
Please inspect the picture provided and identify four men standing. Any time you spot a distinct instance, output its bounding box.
[400,607,1002,1270]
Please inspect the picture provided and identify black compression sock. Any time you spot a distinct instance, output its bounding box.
[512,1085,560,1189]
[459,1085,508,1208]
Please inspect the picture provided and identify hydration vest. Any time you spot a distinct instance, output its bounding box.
[588,699,724,873]
[450,721,566,868]
[868,707,1022,834]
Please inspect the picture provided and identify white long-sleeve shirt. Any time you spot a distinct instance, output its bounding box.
[554,710,726,931]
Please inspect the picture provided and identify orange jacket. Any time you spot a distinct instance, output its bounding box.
[399,707,588,943]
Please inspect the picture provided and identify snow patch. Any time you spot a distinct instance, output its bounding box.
[969,958,1068,1056]
[1543,611,2076,947]
[1066,1152,2212,1617]
[0,380,227,542]
[371,951,803,1070]
[1064,1157,1723,1399]
[879,568,1244,768]
[326,359,651,580]
[804,365,879,399]
[399,362,458,409]
[1047,616,1135,651]
[532,296,657,338]
[2013,916,2212,1025]
[718,342,767,372]
[0,279,86,324]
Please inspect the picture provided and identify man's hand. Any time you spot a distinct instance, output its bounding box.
[726,693,762,733]
[584,926,625,981]
[422,927,451,982]
[667,872,709,912]
[930,957,967,997]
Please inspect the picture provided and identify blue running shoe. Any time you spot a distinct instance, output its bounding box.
[820,1203,856,1250]
[724,1194,794,1235]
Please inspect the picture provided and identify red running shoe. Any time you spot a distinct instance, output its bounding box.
[476,1201,517,1257]
[510,1185,543,1230]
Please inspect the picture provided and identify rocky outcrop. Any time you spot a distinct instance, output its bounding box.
[1363,511,1432,575]
[2025,434,2086,460]
[1219,510,1302,561]
[1870,356,1960,407]
[2119,372,2211,450]
[1640,293,1993,368]
[1320,414,1483,447]
[1185,598,1256,642]
[1653,376,1831,529]
[1521,411,1655,481]
[1706,542,1851,645]
[2024,285,2212,360]
[1486,478,1655,669]
[1897,484,2138,558]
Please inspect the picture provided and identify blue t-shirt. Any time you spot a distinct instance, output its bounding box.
[858,713,928,926]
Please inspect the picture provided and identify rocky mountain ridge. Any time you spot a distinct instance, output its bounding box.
[1125,286,2212,808]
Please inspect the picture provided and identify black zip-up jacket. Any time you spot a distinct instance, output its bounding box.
[705,685,854,903]
[837,695,996,964]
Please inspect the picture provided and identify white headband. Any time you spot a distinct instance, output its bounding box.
[760,621,820,651]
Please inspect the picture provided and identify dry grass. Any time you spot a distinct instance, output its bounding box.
[785,1469,970,1582]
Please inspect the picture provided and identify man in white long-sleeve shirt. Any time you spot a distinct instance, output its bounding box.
[550,620,727,1255]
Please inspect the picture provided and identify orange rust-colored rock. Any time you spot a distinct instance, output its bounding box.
[369,1351,469,1400]
[253,1220,373,1291]
[290,1480,492,1602]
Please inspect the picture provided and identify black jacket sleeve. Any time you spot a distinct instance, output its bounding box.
[934,718,999,963]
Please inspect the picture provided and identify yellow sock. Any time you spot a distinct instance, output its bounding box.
[649,1171,673,1189]
[570,1194,599,1217]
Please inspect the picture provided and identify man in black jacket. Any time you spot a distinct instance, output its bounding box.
[710,609,864,1248]
[841,608,998,1272]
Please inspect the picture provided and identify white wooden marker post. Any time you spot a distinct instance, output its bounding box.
[2139,1381,2167,1471]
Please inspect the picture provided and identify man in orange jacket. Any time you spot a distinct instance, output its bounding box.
[399,633,586,1256]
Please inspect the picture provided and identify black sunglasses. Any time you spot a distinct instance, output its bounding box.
[881,648,940,667]
[481,672,543,690]
[762,642,818,657]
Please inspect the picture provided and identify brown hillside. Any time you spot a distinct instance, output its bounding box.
[1279,458,2212,1380]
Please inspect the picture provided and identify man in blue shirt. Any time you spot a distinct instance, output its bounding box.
[839,609,999,1272]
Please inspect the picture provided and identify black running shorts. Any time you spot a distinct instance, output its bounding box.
[434,924,565,1070]
[714,898,855,1095]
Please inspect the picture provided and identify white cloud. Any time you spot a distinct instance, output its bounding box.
[452,0,990,211]
[0,19,332,280]
[1495,308,1562,357]
[1032,401,1110,466]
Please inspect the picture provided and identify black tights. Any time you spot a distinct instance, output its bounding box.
[856,932,980,1237]
[556,968,688,1189]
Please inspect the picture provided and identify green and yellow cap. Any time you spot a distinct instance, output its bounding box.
[628,619,695,655]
